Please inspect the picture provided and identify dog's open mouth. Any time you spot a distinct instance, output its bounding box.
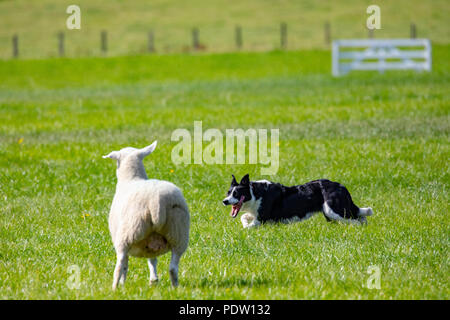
[231,195,245,218]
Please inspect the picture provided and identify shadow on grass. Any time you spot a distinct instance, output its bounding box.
[194,276,272,288]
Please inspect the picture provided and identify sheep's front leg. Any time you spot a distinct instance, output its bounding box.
[169,250,181,287]
[147,258,158,284]
[112,252,128,290]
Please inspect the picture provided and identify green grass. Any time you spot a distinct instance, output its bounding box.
[0,45,449,299]
[0,0,449,58]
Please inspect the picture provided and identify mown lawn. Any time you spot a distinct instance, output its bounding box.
[0,46,448,299]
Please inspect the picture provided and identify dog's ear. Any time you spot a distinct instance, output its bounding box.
[240,174,250,186]
[231,174,238,186]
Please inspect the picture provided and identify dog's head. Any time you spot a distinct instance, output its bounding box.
[222,174,252,218]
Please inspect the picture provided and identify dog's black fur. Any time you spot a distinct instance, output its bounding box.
[223,174,370,224]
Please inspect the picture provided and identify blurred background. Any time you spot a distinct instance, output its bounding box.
[0,0,449,59]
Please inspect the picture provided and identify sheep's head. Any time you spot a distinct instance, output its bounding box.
[103,141,157,181]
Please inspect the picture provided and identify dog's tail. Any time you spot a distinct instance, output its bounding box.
[358,207,373,217]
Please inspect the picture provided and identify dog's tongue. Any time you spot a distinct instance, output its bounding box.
[231,205,240,218]
[230,196,245,218]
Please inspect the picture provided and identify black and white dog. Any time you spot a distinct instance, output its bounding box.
[222,174,373,228]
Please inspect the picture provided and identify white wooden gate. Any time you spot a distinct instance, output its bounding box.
[332,39,432,76]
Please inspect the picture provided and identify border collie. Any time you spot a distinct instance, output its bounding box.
[222,174,373,228]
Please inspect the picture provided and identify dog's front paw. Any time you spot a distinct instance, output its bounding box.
[244,220,261,229]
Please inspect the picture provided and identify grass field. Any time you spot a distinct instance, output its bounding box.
[0,45,449,299]
[1,0,449,58]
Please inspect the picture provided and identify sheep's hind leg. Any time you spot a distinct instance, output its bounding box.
[112,252,129,290]
[169,250,181,287]
[147,258,158,284]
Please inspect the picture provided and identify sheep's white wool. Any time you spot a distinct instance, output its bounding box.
[104,141,190,289]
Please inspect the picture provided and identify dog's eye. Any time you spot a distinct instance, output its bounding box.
[233,190,237,197]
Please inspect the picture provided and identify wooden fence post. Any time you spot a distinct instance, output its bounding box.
[192,27,199,50]
[324,22,331,46]
[12,34,18,58]
[101,30,108,55]
[58,32,65,57]
[410,23,417,39]
[235,25,242,50]
[148,31,155,53]
[280,22,287,49]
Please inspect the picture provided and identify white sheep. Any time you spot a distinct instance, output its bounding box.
[103,141,190,289]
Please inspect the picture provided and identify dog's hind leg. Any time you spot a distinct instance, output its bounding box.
[322,202,343,222]
[322,202,360,225]
[319,181,362,224]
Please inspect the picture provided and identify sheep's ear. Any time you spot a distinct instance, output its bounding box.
[102,151,120,160]
[138,140,157,158]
